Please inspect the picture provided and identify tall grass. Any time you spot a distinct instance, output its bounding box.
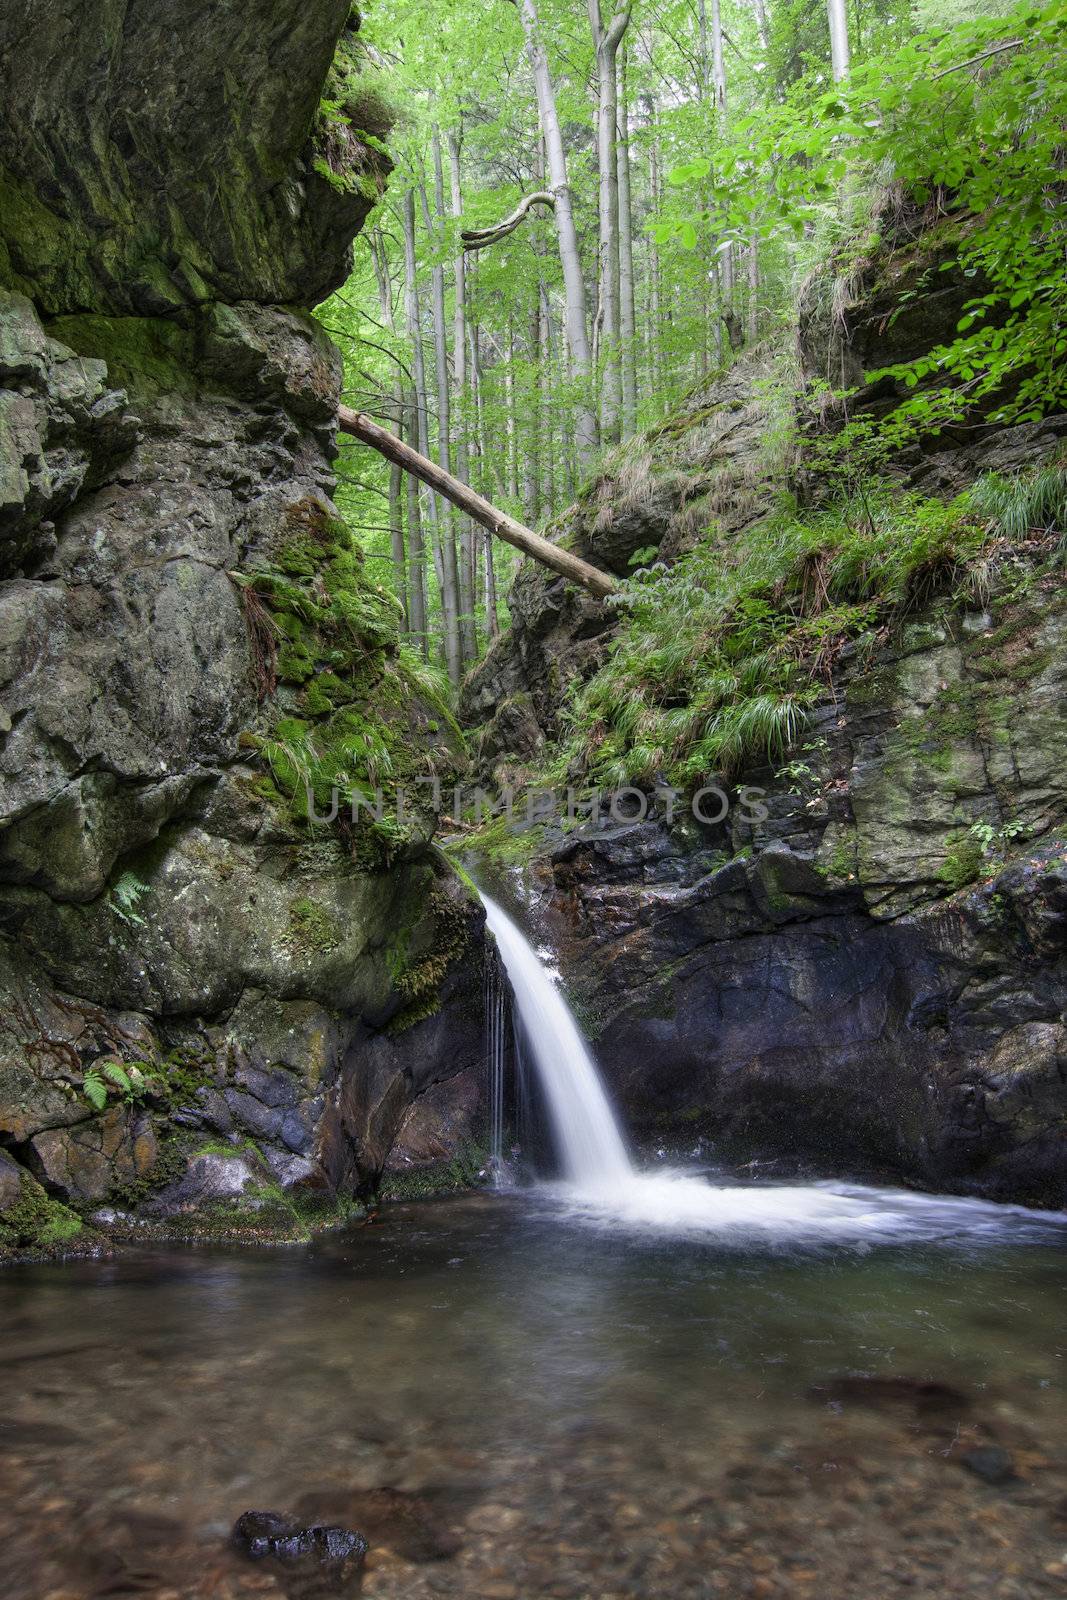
[553,467,1065,788]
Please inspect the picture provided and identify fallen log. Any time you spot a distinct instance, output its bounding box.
[337,405,617,599]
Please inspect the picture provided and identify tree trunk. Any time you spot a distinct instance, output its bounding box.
[403,188,461,683]
[371,230,408,631]
[338,406,617,598]
[447,127,478,663]
[750,0,770,51]
[617,42,637,436]
[524,294,541,526]
[404,386,428,656]
[505,318,519,501]
[828,0,850,80]
[650,130,663,394]
[388,460,406,630]
[539,280,556,515]
[709,0,736,341]
[424,145,467,676]
[484,531,500,638]
[588,0,630,446]
[513,0,598,464]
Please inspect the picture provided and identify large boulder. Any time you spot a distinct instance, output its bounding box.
[0,1,386,316]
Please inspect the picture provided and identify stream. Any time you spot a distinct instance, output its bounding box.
[2,1191,1067,1599]
[3,899,1067,1598]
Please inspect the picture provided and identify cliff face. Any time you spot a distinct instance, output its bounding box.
[465,211,1067,1206]
[0,2,485,1257]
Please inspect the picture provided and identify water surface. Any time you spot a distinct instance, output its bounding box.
[2,1188,1066,1599]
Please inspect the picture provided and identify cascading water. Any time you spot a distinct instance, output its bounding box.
[481,894,631,1186]
[480,889,1067,1247]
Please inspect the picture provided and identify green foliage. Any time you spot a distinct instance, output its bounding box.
[235,498,461,860]
[664,1,1067,431]
[0,1172,83,1253]
[109,870,149,925]
[939,831,986,891]
[288,896,341,955]
[378,1139,490,1202]
[969,465,1067,547]
[81,1059,154,1111]
[554,484,998,787]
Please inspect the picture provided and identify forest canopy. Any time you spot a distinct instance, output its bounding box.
[317,0,1067,681]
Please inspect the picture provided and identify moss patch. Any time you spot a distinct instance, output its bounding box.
[386,877,476,1035]
[939,831,985,891]
[0,1170,85,1256]
[288,895,341,954]
[233,495,464,866]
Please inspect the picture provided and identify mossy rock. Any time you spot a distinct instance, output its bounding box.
[0,1165,87,1256]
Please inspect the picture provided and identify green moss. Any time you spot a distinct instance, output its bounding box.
[464,812,547,868]
[46,314,198,396]
[386,878,475,1034]
[939,832,985,891]
[104,1131,187,1212]
[232,495,463,860]
[289,895,341,954]
[0,1171,84,1254]
[845,662,900,709]
[379,1141,488,1202]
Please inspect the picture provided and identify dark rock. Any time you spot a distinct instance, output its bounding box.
[0,1146,23,1209]
[146,1150,272,1214]
[958,1446,1020,1486]
[0,22,487,1227]
[0,2,388,317]
[233,1510,367,1567]
[810,1376,970,1416]
[293,1485,470,1564]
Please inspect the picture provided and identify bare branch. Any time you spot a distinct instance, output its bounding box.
[460,190,557,251]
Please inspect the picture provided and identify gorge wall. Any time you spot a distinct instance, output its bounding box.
[0,1,486,1256]
[464,205,1067,1206]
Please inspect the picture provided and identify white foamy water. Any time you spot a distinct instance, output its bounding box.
[482,893,631,1185]
[536,1171,1067,1248]
[482,890,1067,1249]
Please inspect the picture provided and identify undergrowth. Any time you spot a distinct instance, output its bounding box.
[551,464,1067,789]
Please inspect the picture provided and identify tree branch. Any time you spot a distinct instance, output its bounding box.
[932,38,1022,80]
[460,190,557,251]
[337,405,617,598]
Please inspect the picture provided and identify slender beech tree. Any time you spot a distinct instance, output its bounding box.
[588,0,631,444]
[448,126,479,662]
[403,189,461,683]
[511,0,598,464]
[828,0,851,81]
[617,42,637,434]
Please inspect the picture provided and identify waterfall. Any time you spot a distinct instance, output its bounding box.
[484,949,507,1180]
[478,890,1067,1245]
[480,894,632,1188]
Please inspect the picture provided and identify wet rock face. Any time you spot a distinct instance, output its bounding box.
[521,692,1067,1203]
[0,1,381,315]
[0,292,338,906]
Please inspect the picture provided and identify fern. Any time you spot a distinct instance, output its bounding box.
[110,871,149,925]
[81,1069,108,1111]
[81,1058,151,1111]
